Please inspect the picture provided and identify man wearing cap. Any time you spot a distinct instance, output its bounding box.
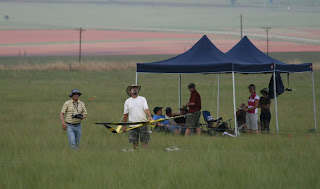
[244,84,260,134]
[123,85,153,149]
[259,88,271,133]
[152,107,167,132]
[60,89,87,149]
[185,83,202,136]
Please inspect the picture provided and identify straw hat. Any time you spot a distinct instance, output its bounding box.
[126,85,141,97]
[260,88,269,94]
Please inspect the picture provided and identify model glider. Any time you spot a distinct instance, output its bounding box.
[95,115,188,134]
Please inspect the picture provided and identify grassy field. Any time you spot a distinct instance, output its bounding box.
[0,52,319,188]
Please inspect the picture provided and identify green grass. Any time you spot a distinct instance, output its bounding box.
[0,53,319,188]
[0,71,320,188]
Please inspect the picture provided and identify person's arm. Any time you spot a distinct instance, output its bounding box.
[123,113,128,132]
[60,112,67,131]
[81,102,87,120]
[186,102,195,107]
[145,109,153,121]
[244,100,259,111]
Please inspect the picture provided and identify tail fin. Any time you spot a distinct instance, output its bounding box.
[102,124,119,134]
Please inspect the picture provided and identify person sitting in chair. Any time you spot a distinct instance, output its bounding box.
[236,103,247,133]
[165,107,182,135]
[174,106,188,134]
[152,107,167,132]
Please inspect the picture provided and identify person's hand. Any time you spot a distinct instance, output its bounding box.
[62,123,67,131]
[123,126,127,132]
[244,108,249,112]
[80,114,86,120]
[148,116,153,121]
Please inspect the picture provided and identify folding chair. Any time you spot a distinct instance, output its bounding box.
[201,110,232,135]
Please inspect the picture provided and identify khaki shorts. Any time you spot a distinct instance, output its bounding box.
[186,111,201,128]
[128,125,150,144]
[246,113,258,131]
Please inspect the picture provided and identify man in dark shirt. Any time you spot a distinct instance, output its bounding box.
[259,88,271,133]
[185,83,202,136]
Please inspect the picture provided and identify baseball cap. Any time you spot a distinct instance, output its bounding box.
[153,107,163,114]
[187,83,195,88]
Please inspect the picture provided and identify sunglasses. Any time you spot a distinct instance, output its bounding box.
[73,93,80,96]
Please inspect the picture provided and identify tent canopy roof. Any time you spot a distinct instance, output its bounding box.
[226,36,312,73]
[137,35,312,74]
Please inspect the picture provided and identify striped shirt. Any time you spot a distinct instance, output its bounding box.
[61,99,87,124]
[248,93,260,114]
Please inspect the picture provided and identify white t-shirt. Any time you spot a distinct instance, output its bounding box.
[124,96,149,123]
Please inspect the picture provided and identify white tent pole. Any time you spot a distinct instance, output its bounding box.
[311,71,317,132]
[179,74,181,109]
[232,71,238,136]
[217,74,220,118]
[135,72,138,85]
[273,66,279,134]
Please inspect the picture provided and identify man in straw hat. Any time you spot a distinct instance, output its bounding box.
[259,88,271,133]
[123,85,153,149]
[60,89,87,149]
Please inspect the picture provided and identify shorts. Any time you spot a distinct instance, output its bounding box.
[128,125,150,144]
[246,113,258,131]
[186,111,201,128]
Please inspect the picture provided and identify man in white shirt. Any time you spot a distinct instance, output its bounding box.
[123,85,153,149]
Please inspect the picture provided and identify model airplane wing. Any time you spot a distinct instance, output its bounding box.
[95,115,187,134]
[95,121,150,125]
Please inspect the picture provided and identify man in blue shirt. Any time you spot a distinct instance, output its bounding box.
[152,107,168,132]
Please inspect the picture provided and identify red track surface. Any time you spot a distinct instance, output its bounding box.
[0,30,319,56]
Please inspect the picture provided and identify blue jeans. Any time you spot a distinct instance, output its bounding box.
[67,123,81,149]
[166,125,180,133]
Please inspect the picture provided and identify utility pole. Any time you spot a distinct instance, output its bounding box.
[240,13,243,39]
[261,26,272,55]
[75,27,86,63]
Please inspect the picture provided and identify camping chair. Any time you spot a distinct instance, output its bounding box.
[201,110,232,135]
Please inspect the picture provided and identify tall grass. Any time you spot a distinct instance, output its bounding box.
[0,53,319,71]
[0,54,319,188]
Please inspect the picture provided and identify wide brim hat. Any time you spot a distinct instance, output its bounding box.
[126,85,141,97]
[260,88,269,94]
[69,89,82,97]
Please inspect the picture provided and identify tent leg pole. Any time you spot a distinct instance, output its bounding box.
[217,74,220,119]
[179,74,181,110]
[312,71,317,132]
[135,72,138,85]
[273,70,279,134]
[232,72,238,136]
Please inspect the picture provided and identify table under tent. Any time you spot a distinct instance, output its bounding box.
[136,35,316,135]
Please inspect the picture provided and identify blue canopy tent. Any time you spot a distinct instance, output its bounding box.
[226,36,316,133]
[136,35,316,134]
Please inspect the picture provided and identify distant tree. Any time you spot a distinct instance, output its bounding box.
[5,15,9,21]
